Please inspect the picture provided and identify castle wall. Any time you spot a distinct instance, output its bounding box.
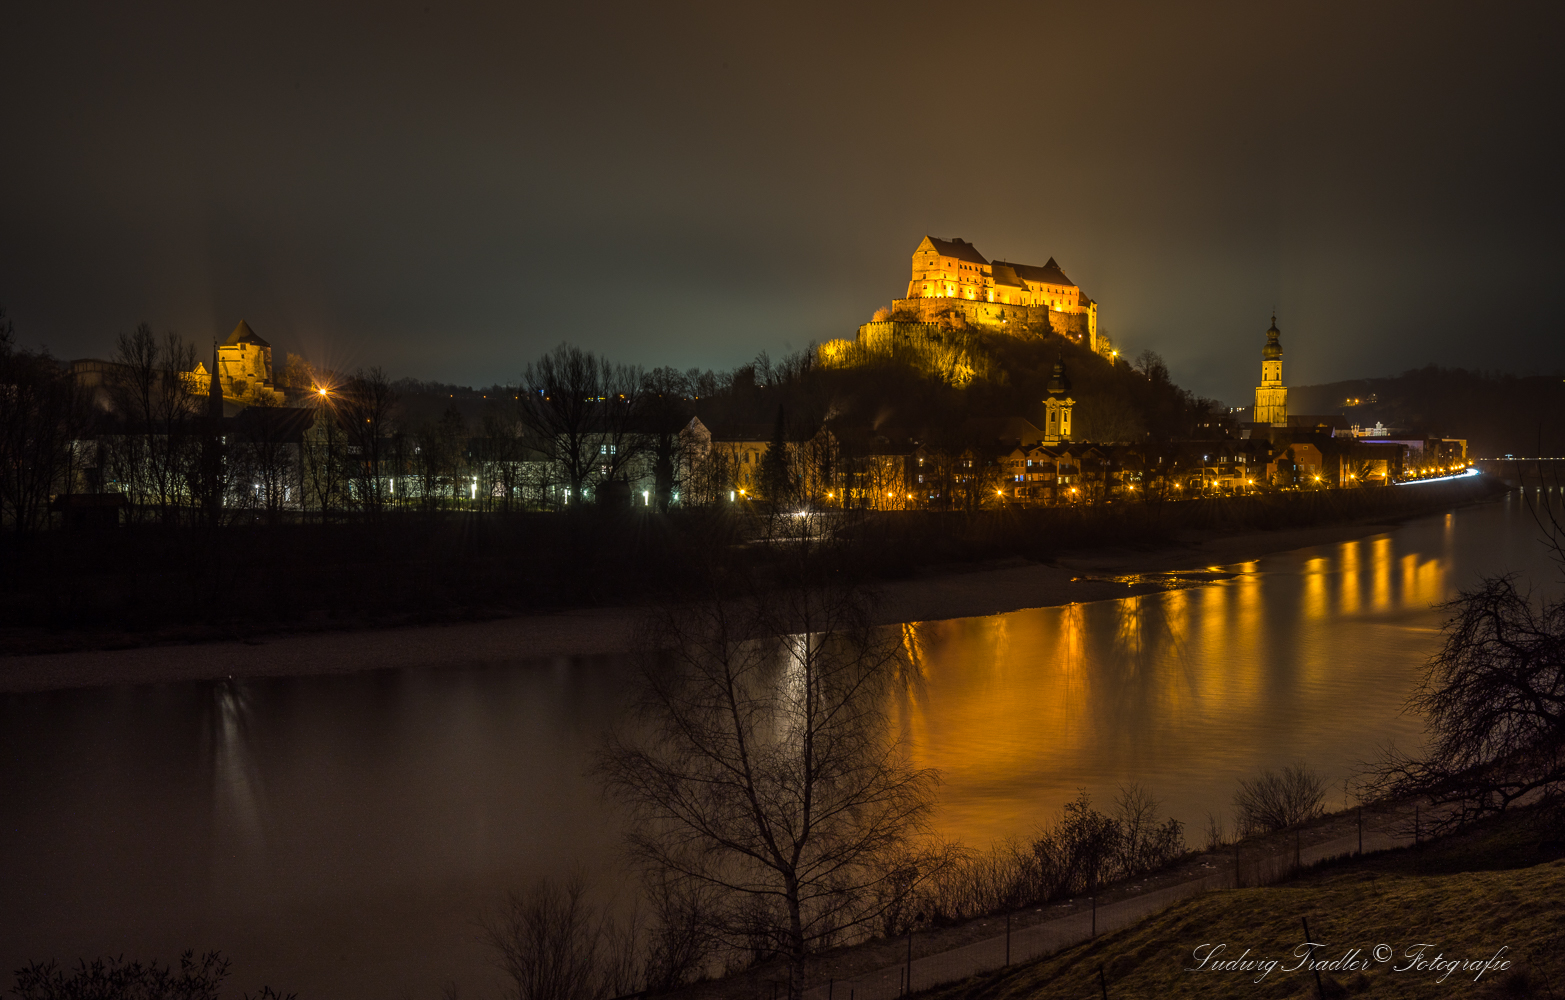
[890,297,1090,342]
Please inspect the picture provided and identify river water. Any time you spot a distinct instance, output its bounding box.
[2,494,1560,999]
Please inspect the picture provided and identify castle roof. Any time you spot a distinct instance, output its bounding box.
[924,236,990,266]
[993,257,1075,288]
[224,320,270,348]
[990,263,1026,289]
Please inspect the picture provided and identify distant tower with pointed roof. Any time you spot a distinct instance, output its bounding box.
[1253,315,1288,426]
[1042,354,1074,444]
[185,320,281,406]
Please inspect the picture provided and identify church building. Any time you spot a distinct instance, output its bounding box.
[1252,316,1288,426]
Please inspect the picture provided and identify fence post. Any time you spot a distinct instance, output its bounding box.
[906,929,913,995]
[1091,894,1097,938]
[1098,965,1109,999]
[1234,841,1241,888]
[1357,806,1362,856]
[1295,828,1301,871]
[828,978,833,1000]
[1005,912,1011,966]
[1415,804,1420,848]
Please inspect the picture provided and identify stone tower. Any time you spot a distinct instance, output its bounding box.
[1043,355,1075,444]
[1253,316,1288,426]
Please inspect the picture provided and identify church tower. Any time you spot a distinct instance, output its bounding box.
[1253,316,1288,426]
[1042,355,1074,444]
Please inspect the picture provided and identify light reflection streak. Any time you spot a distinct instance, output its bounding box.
[211,679,266,853]
[1339,540,1361,614]
[1304,557,1328,620]
[1372,536,1393,610]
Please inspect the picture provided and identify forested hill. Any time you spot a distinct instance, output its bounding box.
[1288,366,1565,457]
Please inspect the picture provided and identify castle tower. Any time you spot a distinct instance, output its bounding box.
[1043,355,1075,444]
[1253,316,1288,426]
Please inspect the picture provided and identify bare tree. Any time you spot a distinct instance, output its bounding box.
[482,875,640,1000]
[106,323,200,522]
[0,311,88,532]
[1232,764,1326,836]
[521,344,607,502]
[1373,575,1564,833]
[641,367,693,512]
[595,361,647,503]
[597,548,942,1000]
[410,405,468,508]
[341,366,399,515]
[228,401,303,524]
[477,401,526,512]
[302,392,349,520]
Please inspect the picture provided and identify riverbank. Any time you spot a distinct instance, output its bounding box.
[0,507,1457,693]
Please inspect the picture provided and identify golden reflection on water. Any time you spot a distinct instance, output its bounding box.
[1372,537,1394,611]
[898,523,1478,848]
[1339,540,1361,614]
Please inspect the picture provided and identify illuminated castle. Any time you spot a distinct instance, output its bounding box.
[894,236,1102,351]
[1252,316,1287,426]
[185,320,282,405]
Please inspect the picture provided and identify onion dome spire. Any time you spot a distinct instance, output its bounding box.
[1262,315,1283,360]
[1046,353,1071,396]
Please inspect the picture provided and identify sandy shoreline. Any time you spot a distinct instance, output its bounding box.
[0,519,1407,695]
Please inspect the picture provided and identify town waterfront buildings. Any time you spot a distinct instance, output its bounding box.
[46,242,1476,522]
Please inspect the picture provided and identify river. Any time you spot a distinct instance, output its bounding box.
[2,494,1559,998]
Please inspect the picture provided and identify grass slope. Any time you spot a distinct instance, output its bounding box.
[922,814,1565,999]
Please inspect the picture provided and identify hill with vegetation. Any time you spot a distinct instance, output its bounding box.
[697,331,1217,446]
[1289,367,1565,458]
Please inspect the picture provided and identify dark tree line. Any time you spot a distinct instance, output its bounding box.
[0,308,91,533]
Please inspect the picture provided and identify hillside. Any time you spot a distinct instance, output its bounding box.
[919,810,1565,1000]
[1288,367,1565,458]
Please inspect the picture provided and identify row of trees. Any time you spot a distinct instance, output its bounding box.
[0,302,1241,533]
[0,309,87,533]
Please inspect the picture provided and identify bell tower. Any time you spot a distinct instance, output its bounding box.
[1043,355,1074,444]
[1253,316,1288,426]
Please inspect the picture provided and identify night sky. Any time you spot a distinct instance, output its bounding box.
[2,1,1560,403]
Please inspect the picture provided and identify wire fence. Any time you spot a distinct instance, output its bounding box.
[777,824,1414,1000]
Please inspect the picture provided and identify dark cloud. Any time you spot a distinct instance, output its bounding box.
[1,0,1560,402]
